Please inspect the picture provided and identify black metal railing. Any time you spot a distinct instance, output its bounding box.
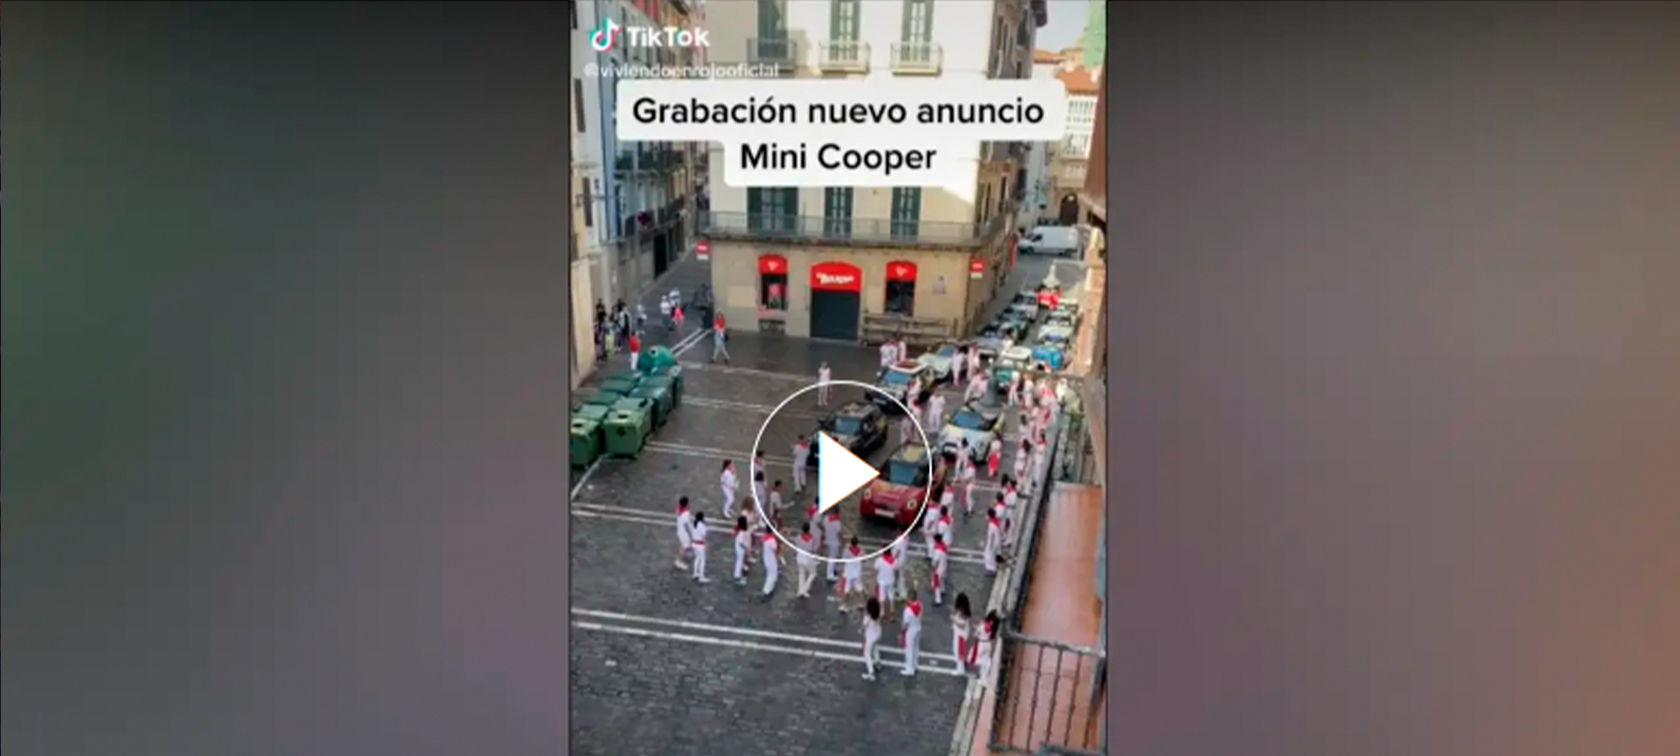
[700,210,1009,247]
[614,147,684,174]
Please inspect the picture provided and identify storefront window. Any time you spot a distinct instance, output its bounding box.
[759,254,788,311]
[885,260,917,316]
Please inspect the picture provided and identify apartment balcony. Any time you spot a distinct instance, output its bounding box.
[890,41,943,75]
[699,209,1011,250]
[748,37,797,71]
[613,147,684,175]
[818,40,870,73]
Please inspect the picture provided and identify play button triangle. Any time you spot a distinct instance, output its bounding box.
[816,431,880,515]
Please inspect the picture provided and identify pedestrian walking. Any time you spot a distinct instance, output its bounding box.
[860,597,883,681]
[874,549,898,616]
[899,412,917,447]
[925,392,945,432]
[672,302,684,333]
[752,470,768,515]
[879,340,896,372]
[719,460,738,518]
[796,524,819,598]
[767,479,785,515]
[690,512,711,583]
[837,536,865,612]
[635,303,648,334]
[627,331,641,372]
[660,295,673,332]
[792,437,811,494]
[965,370,986,403]
[968,610,1001,696]
[711,320,730,363]
[936,505,954,557]
[900,589,924,676]
[951,593,973,671]
[930,533,949,606]
[674,496,694,570]
[953,348,966,386]
[968,346,982,379]
[983,507,1002,575]
[816,361,832,407]
[1014,439,1032,483]
[732,515,751,585]
[823,508,843,581]
[921,485,943,556]
[760,530,782,599]
[987,437,1003,478]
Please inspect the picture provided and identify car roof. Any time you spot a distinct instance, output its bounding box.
[836,401,876,418]
[1001,346,1033,358]
[889,443,930,463]
[888,360,925,372]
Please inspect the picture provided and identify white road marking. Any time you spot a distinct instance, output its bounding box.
[683,396,828,420]
[574,607,961,664]
[572,620,965,677]
[570,502,990,562]
[669,326,710,357]
[570,458,602,501]
[678,362,824,382]
[643,441,797,466]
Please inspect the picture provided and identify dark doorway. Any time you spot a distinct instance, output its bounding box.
[653,234,671,277]
[1058,193,1080,225]
[808,261,862,341]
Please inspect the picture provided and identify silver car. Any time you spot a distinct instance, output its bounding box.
[938,403,1007,463]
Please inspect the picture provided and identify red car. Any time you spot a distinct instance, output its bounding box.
[860,443,944,528]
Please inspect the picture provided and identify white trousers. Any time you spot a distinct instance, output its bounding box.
[902,629,921,674]
[863,634,881,676]
[692,545,708,580]
[793,464,807,492]
[825,539,841,579]
[797,562,818,595]
[629,351,639,371]
[721,488,735,517]
[733,545,747,580]
[762,560,779,595]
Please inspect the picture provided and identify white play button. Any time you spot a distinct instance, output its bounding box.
[816,431,880,516]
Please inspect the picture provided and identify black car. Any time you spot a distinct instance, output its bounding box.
[807,401,888,468]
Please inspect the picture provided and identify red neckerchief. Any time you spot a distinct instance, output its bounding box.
[848,545,862,558]
[934,541,948,555]
[799,534,812,548]
[939,513,951,528]
[988,515,1001,529]
[763,532,777,546]
[677,503,688,515]
[807,504,818,519]
[825,510,839,522]
[882,552,895,567]
[907,600,923,617]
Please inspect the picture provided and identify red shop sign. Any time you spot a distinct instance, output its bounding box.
[809,261,862,293]
[758,254,787,274]
[695,240,710,261]
[969,259,985,280]
[885,261,918,283]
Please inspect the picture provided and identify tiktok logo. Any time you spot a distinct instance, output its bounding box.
[590,18,621,52]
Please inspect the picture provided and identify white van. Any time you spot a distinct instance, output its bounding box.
[1018,225,1082,258]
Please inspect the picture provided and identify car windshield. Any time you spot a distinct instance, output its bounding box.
[882,371,913,386]
[937,345,957,358]
[831,416,863,435]
[886,460,927,486]
[951,412,987,431]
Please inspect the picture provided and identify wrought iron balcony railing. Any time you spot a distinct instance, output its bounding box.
[748,37,797,69]
[890,41,942,75]
[699,209,1010,248]
[818,40,870,73]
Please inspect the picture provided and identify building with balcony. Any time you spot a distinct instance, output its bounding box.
[699,0,1048,343]
[1023,47,1066,225]
[571,0,704,306]
[1048,60,1100,225]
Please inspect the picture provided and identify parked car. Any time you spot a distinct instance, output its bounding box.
[1044,310,1078,331]
[860,442,942,527]
[915,342,963,383]
[1029,343,1068,371]
[991,345,1035,389]
[994,315,1031,342]
[1007,292,1040,321]
[1036,323,1075,347]
[872,360,936,413]
[973,326,1012,361]
[939,402,1007,464]
[807,401,888,468]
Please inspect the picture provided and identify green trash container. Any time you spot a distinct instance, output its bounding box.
[606,368,644,386]
[642,375,678,412]
[580,389,622,409]
[639,346,677,375]
[629,383,674,428]
[659,364,685,407]
[600,376,639,396]
[603,400,654,458]
[574,403,612,423]
[570,418,602,469]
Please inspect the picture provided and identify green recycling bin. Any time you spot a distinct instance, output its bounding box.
[629,383,674,428]
[606,368,644,386]
[603,399,655,458]
[580,389,622,408]
[600,376,639,396]
[639,346,677,375]
[574,403,612,423]
[642,375,678,412]
[659,364,685,406]
[570,418,602,468]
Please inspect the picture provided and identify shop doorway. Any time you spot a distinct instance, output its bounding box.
[1058,193,1081,226]
[808,261,862,341]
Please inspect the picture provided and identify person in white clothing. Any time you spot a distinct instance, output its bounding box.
[874,550,898,616]
[752,450,767,486]
[930,534,950,606]
[936,505,954,555]
[965,370,986,403]
[837,537,865,613]
[795,524,820,597]
[767,479,785,515]
[898,412,918,447]
[791,437,811,494]
[899,589,925,676]
[982,509,1002,575]
[920,485,944,557]
[968,346,982,378]
[861,597,883,681]
[961,463,978,518]
[951,593,973,672]
[760,531,783,599]
[719,460,738,518]
[823,510,843,582]
[816,362,832,407]
[969,610,1002,697]
[690,512,711,583]
[674,496,694,569]
[732,515,752,585]
[987,437,1003,479]
[752,470,768,516]
[924,393,945,433]
[879,341,896,371]
[1013,439,1031,483]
